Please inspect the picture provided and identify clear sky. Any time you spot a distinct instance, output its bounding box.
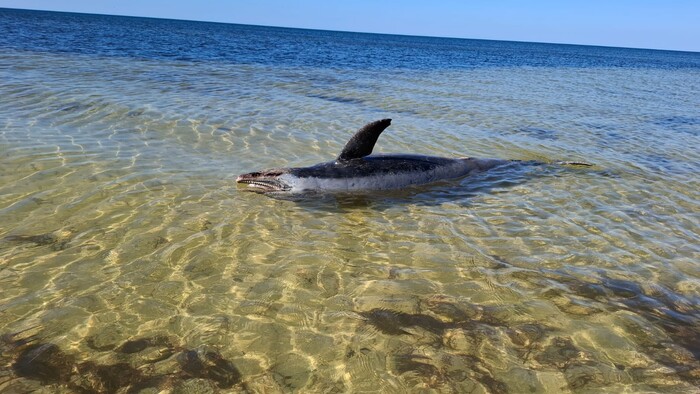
[1,0,698,52]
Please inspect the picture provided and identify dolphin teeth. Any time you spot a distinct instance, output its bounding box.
[237,179,289,192]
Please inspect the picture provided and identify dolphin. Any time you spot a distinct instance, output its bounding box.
[236,119,588,194]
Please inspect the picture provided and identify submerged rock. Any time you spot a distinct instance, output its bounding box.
[178,349,242,389]
[2,332,245,392]
[358,308,448,336]
[12,343,74,384]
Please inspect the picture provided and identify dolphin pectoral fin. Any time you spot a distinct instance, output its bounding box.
[337,119,392,161]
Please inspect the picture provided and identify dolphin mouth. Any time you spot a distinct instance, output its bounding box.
[236,171,291,193]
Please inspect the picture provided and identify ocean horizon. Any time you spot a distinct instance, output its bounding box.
[5,7,699,54]
[1,7,699,393]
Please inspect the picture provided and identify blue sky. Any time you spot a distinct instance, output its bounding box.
[1,0,698,52]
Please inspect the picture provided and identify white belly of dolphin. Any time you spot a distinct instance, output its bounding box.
[279,159,491,193]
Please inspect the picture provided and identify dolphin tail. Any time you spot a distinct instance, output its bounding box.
[554,161,593,166]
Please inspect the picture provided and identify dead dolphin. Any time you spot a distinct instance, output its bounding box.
[236,119,589,194]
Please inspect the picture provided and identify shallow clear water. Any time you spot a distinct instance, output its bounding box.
[1,8,699,393]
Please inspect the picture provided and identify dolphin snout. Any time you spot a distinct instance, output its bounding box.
[236,169,291,193]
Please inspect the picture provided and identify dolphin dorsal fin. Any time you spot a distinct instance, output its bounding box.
[337,119,392,161]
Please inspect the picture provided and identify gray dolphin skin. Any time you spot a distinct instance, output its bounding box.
[236,119,581,194]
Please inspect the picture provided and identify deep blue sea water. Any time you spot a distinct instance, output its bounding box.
[2,8,699,70]
[1,8,699,393]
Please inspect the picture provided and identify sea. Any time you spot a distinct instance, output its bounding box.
[0,7,699,393]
